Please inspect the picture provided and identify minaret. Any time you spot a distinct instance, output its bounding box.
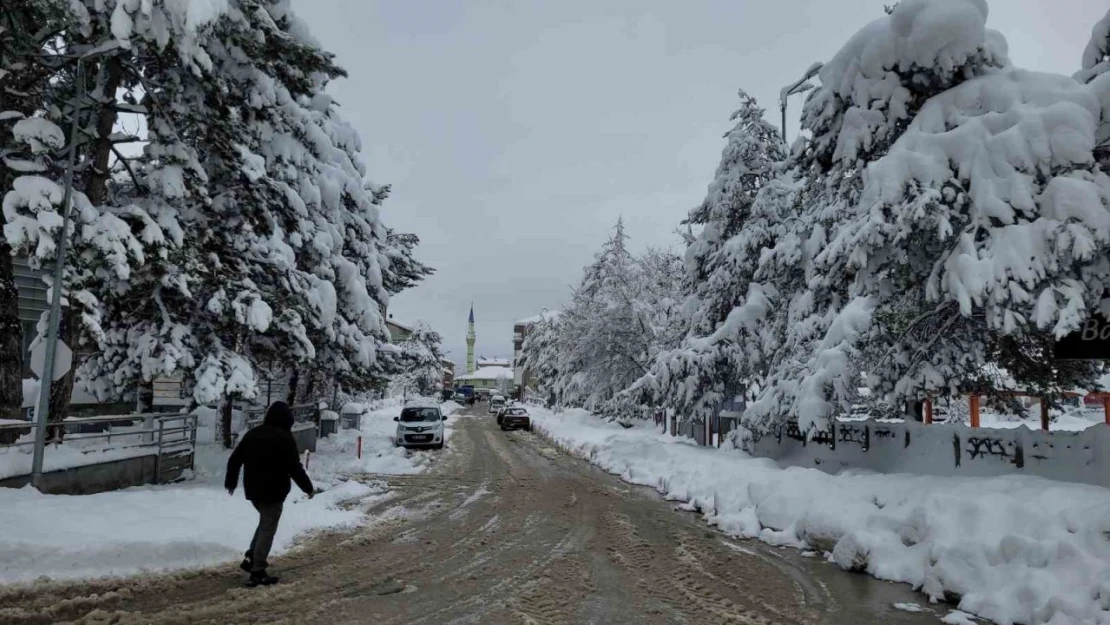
[466,304,476,374]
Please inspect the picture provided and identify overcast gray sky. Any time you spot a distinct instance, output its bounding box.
[292,0,1107,366]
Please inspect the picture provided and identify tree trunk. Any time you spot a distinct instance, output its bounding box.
[46,308,77,441]
[47,56,123,434]
[286,367,300,405]
[303,369,316,405]
[0,244,22,423]
[220,394,234,449]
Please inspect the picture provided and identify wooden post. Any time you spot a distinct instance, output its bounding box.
[969,395,980,428]
[924,399,933,425]
[1104,396,1110,426]
[1040,398,1050,432]
[357,436,362,459]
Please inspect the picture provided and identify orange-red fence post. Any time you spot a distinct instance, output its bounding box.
[924,399,934,425]
[969,395,980,428]
[1040,399,1050,432]
[1103,396,1110,426]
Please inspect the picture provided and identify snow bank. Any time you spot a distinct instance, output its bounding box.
[530,407,1110,625]
[0,472,371,585]
[310,397,459,482]
[0,397,458,585]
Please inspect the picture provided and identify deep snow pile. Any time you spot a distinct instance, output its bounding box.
[0,448,376,585]
[530,407,1110,625]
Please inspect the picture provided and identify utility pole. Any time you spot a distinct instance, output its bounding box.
[31,44,119,486]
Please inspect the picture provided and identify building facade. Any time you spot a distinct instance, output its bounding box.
[441,357,455,390]
[385,316,414,342]
[454,365,513,393]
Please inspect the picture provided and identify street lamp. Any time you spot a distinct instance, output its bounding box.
[30,42,120,485]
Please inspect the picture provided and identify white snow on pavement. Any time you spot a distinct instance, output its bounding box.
[0,397,458,585]
[942,611,980,624]
[0,479,368,585]
[530,407,1110,625]
[310,398,460,483]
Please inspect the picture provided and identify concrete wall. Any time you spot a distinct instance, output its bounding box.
[0,454,160,495]
[745,420,1110,488]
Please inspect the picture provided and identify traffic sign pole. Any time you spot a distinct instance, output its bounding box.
[31,60,85,485]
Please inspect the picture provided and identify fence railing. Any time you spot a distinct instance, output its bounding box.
[0,411,197,483]
[242,402,320,432]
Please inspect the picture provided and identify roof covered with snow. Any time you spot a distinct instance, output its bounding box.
[456,366,514,381]
[515,309,561,325]
[386,318,414,332]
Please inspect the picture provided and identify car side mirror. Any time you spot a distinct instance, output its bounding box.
[442,416,448,421]
[393,417,399,422]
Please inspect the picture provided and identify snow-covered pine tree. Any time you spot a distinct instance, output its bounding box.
[519,315,564,407]
[559,219,644,409]
[530,220,683,414]
[3,1,184,427]
[76,0,401,446]
[748,0,1110,435]
[0,1,68,421]
[381,227,434,297]
[626,91,786,424]
[393,321,445,397]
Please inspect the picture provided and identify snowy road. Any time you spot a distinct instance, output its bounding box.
[1,407,940,624]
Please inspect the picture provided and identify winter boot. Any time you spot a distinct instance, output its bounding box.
[239,559,253,573]
[245,572,279,587]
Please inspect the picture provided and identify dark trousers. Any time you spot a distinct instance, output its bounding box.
[246,501,283,574]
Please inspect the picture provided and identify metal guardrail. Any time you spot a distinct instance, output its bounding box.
[0,411,198,484]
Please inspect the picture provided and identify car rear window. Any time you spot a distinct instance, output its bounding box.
[400,407,441,422]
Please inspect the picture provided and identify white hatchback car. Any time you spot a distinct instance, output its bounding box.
[489,395,506,414]
[394,405,446,449]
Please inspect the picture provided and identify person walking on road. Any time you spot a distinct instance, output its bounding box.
[225,401,315,587]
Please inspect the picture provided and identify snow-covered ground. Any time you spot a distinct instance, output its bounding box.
[309,398,461,483]
[530,407,1110,625]
[0,397,458,585]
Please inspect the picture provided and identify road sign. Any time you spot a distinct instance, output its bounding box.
[29,338,72,382]
[1054,315,1110,359]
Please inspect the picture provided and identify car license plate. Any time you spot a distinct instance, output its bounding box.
[409,434,431,442]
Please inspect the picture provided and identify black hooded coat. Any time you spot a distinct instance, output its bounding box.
[225,402,314,503]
